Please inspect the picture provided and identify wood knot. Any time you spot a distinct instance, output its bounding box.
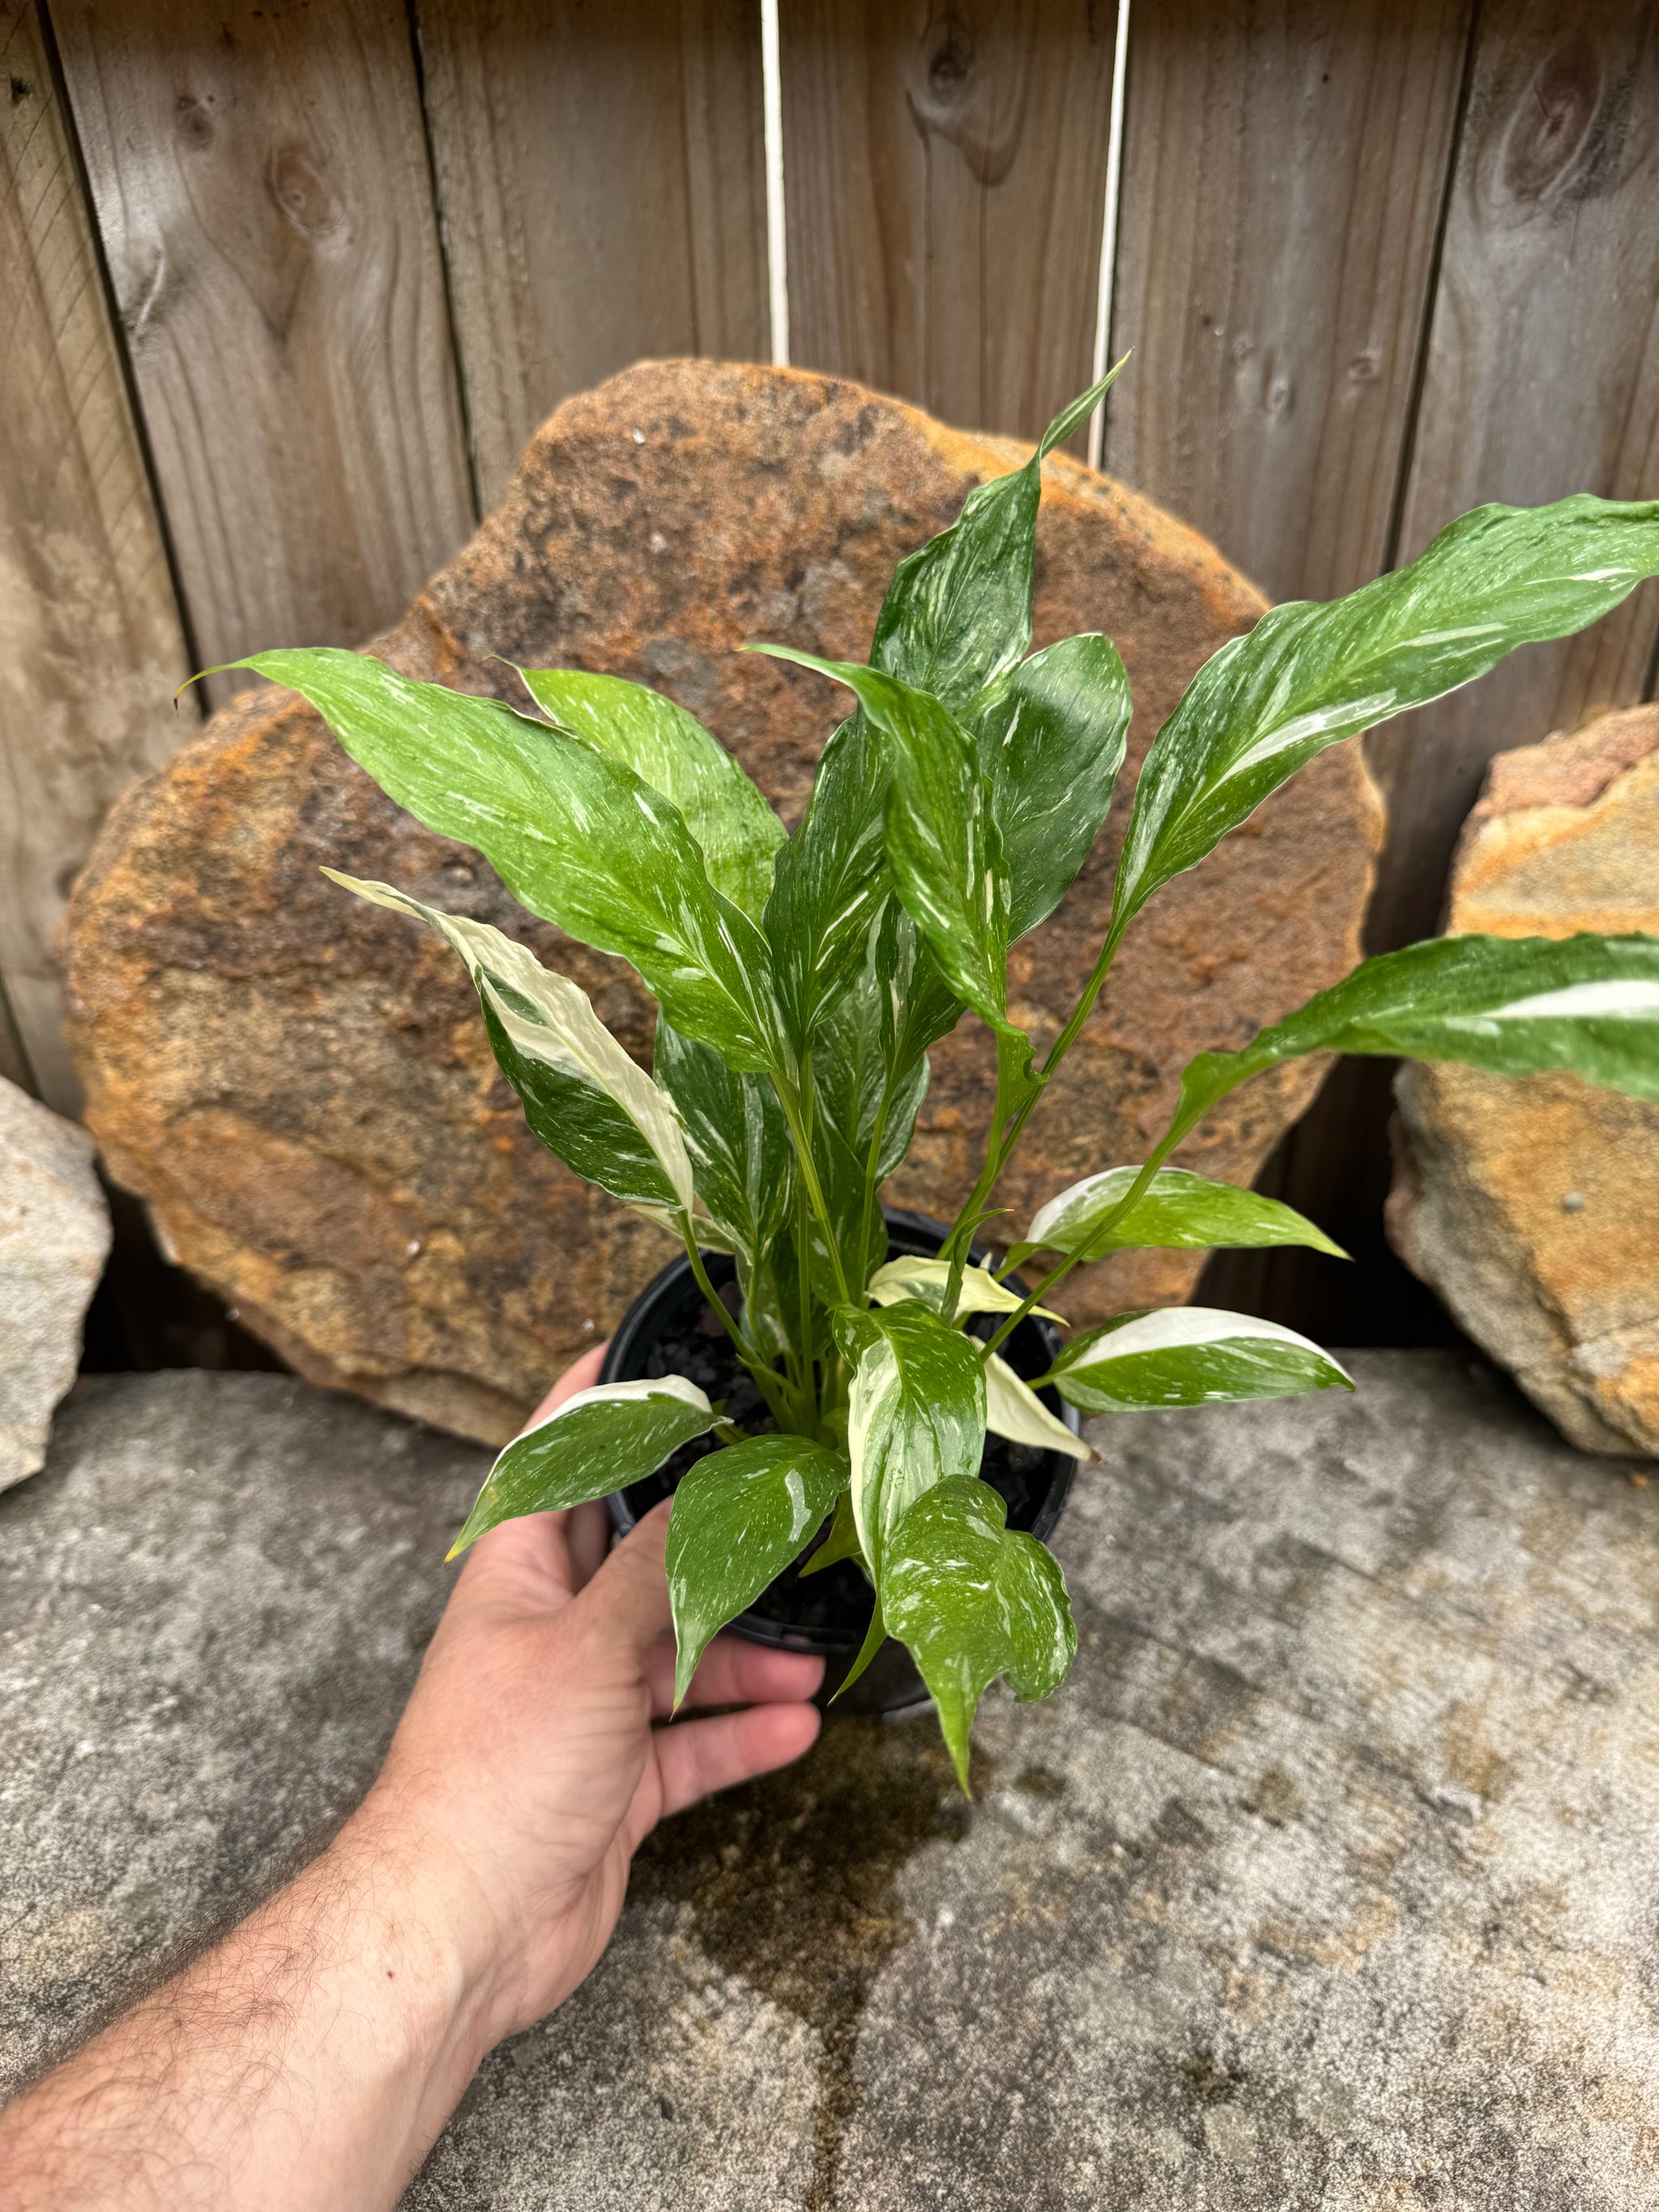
[1500,33,1632,204]
[267,142,346,244]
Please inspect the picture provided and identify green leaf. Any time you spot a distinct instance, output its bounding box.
[666,1435,850,1705]
[237,650,782,1073]
[867,1255,1064,1324]
[984,1353,1090,1462]
[325,873,695,1217]
[882,1477,1077,1792]
[1172,931,1659,1144]
[799,1485,864,1579]
[448,1377,715,1557]
[833,1593,891,1702]
[653,1018,793,1268]
[834,1302,987,1583]
[868,360,1128,714]
[1044,1310,1353,1415]
[514,667,784,921]
[1009,1164,1345,1268]
[1111,496,1659,936]
[762,714,893,1057]
[747,650,1012,1035]
[973,633,1131,940]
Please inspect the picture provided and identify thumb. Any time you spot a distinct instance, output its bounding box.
[575,1498,673,1657]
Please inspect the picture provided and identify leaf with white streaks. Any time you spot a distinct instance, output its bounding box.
[1043,1310,1353,1414]
[1008,1165,1344,1269]
[834,1302,987,1583]
[883,1477,1076,1791]
[1111,497,1659,936]
[449,1378,715,1556]
[515,667,784,920]
[666,1436,851,1705]
[325,873,693,1216]
[984,1354,1090,1462]
[235,650,783,1072]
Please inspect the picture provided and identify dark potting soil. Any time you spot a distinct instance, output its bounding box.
[617,1250,1069,1647]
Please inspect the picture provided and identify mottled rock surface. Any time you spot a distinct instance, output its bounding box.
[64,360,1382,1444]
[6,1361,1659,2208]
[1390,705,1659,1455]
[0,1078,109,1490]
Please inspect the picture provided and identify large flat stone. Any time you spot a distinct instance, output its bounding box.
[1389,705,1659,1454]
[64,359,1381,1445]
[0,1077,109,1491]
[4,1361,1657,2207]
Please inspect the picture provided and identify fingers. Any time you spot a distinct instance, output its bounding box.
[646,1633,824,1716]
[575,1499,675,1656]
[564,1498,614,1591]
[650,1702,822,1826]
[527,1340,608,1426]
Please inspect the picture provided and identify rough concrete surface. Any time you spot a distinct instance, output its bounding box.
[1390,705,1659,1455]
[64,360,1381,1443]
[5,1361,1657,2208]
[0,1076,110,1490]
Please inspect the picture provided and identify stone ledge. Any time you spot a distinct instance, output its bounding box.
[2,1360,1657,2209]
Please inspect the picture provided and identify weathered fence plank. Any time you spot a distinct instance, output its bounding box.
[778,0,1117,443]
[0,0,194,1110]
[1108,0,1473,604]
[50,0,475,708]
[417,0,770,509]
[1368,0,1659,953]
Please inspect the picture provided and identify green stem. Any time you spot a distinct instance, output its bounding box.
[791,1159,821,1438]
[680,1225,795,1431]
[938,911,1134,1294]
[979,1114,1184,1366]
[854,1089,894,1305]
[770,1069,855,1308]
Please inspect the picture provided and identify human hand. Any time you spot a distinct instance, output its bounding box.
[355,1343,825,2048]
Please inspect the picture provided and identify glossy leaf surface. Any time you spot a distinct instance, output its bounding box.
[654,1018,792,1268]
[516,666,783,920]
[761,714,892,1058]
[1046,1310,1353,1414]
[835,1302,987,1582]
[883,1477,1076,1790]
[983,1353,1090,1461]
[1175,931,1659,1141]
[1112,497,1659,934]
[868,361,1126,714]
[666,1435,850,1704]
[973,633,1130,940]
[326,873,693,1216]
[449,1378,714,1556]
[1011,1164,1344,1268]
[748,650,1012,1034]
[868,1255,1064,1324]
[239,650,781,1072]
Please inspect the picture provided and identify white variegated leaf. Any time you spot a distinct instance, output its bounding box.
[326,872,694,1216]
[867,1255,1064,1324]
[984,1353,1090,1461]
[1047,1307,1353,1414]
[449,1376,715,1555]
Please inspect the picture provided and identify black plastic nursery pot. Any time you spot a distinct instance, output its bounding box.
[601,1206,1081,1717]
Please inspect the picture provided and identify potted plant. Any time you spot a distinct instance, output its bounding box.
[215,364,1659,1787]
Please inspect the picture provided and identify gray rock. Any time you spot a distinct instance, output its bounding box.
[0,1077,109,1490]
[4,1361,1659,2210]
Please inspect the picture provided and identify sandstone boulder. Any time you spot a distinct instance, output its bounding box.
[0,1077,109,1489]
[6,1361,1659,2206]
[65,360,1382,1444]
[1389,705,1659,1456]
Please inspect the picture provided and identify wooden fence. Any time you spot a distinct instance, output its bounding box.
[3,0,1657,1337]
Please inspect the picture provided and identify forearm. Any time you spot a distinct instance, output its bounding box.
[0,1796,501,2211]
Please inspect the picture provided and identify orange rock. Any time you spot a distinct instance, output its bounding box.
[1388,703,1659,1455]
[66,360,1381,1443]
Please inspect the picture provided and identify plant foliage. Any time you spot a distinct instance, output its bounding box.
[225,365,1659,1787]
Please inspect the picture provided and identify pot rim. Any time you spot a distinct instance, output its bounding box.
[599,1206,1079,1664]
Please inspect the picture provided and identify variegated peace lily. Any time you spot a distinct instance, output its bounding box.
[213,363,1659,1788]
